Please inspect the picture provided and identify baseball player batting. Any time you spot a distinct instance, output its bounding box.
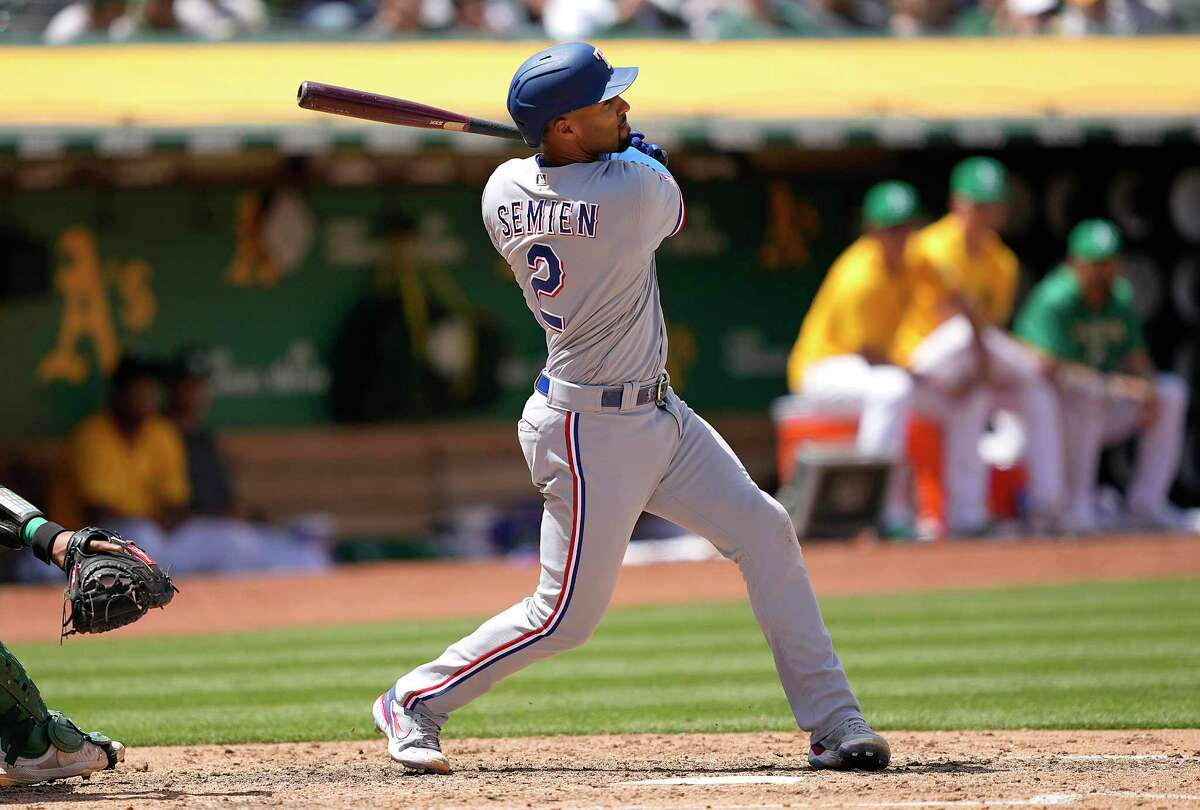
[372,41,890,775]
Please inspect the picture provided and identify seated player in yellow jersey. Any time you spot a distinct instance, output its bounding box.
[17,355,192,583]
[787,182,990,535]
[893,157,1064,535]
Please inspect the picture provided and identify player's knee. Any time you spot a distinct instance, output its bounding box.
[554,625,597,650]
[870,366,914,407]
[527,593,601,650]
[1056,374,1104,410]
[547,613,602,650]
[1156,373,1188,409]
[755,494,800,550]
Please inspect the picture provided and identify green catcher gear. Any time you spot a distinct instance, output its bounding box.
[0,641,115,766]
[0,485,68,564]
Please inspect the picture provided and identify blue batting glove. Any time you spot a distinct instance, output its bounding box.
[629,130,668,168]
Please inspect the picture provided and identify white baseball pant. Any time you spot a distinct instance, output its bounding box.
[799,355,990,531]
[1055,372,1188,529]
[908,315,1064,527]
[392,386,863,741]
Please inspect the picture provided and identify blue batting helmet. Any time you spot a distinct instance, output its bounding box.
[506,42,639,148]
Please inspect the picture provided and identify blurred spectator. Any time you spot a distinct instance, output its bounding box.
[994,0,1179,32]
[18,354,185,581]
[44,0,265,43]
[889,0,956,34]
[162,348,334,574]
[57,353,189,530]
[168,348,235,517]
[20,350,332,582]
[1055,0,1178,34]
[452,0,524,32]
[518,0,776,39]
[993,0,1060,34]
[43,0,129,43]
[796,0,890,32]
[366,0,424,31]
[13,0,1195,38]
[527,0,642,39]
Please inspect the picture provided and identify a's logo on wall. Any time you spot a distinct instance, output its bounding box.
[666,321,697,394]
[227,189,315,288]
[760,180,821,270]
[38,227,157,384]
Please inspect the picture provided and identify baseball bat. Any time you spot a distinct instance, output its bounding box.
[296,81,525,142]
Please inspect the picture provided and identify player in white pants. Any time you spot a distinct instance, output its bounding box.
[895,157,1063,534]
[907,316,1063,532]
[374,42,890,775]
[787,181,989,534]
[1014,219,1192,533]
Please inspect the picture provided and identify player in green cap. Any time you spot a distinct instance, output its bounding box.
[1014,219,1193,532]
[788,182,987,534]
[891,156,1064,537]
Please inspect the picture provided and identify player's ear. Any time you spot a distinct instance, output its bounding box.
[551,116,573,138]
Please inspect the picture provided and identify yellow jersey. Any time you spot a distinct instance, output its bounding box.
[893,214,1018,362]
[787,235,932,391]
[60,412,191,523]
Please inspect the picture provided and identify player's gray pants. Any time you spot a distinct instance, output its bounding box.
[392,387,862,740]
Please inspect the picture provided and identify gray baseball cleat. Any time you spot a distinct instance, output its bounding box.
[0,738,124,786]
[808,716,891,771]
[372,690,450,774]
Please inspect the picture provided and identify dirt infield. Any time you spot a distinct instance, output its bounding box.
[2,533,1199,643]
[5,730,1199,809]
[3,535,1199,808]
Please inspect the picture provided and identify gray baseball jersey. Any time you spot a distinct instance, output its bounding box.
[385,151,863,752]
[481,155,685,385]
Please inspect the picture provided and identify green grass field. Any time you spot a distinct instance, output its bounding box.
[9,577,1199,747]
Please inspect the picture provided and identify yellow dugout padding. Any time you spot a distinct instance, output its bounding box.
[3,37,1200,128]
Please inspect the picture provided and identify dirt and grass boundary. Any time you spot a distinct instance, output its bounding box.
[2,534,1198,808]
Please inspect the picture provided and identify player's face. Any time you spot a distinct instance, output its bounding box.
[873,223,915,263]
[565,95,632,155]
[115,376,162,424]
[952,198,1008,232]
[1073,258,1120,300]
[171,377,213,421]
[977,201,1008,231]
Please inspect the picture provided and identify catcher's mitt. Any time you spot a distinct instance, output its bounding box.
[61,528,178,637]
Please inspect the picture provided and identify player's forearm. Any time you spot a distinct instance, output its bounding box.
[1105,372,1155,402]
[0,486,71,566]
[1124,349,1156,381]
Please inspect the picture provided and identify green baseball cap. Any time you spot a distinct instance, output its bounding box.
[951,156,1007,203]
[1068,218,1122,262]
[863,181,921,229]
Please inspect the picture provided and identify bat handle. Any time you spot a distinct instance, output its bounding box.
[468,117,526,142]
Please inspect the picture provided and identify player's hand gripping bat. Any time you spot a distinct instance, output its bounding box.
[296,81,525,142]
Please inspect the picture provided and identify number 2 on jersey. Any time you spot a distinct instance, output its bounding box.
[527,243,566,333]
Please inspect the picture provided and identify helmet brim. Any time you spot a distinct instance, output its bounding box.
[599,67,638,102]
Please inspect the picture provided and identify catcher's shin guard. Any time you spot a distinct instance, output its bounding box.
[0,642,114,767]
[0,640,51,764]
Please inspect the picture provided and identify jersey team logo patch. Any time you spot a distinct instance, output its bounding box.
[536,172,548,186]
